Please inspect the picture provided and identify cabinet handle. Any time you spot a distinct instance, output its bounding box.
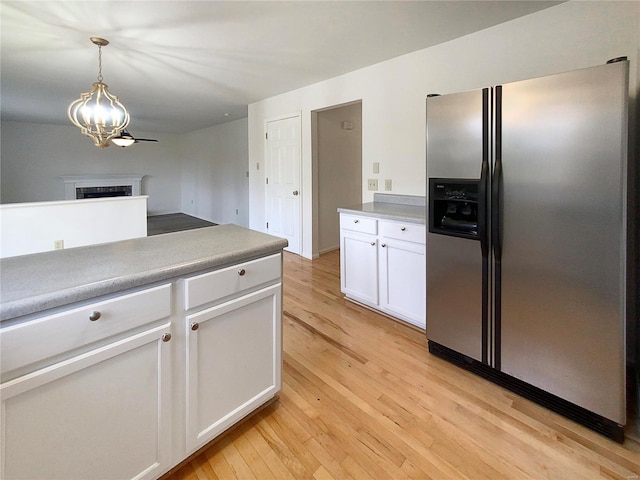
[89,311,101,321]
[401,227,406,231]
[162,333,172,342]
[238,268,246,276]
[381,243,386,247]
[293,190,299,196]
[191,322,199,331]
[354,219,359,223]
[370,242,376,246]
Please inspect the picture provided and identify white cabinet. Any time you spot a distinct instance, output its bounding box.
[340,231,379,305]
[378,220,426,326]
[0,285,173,480]
[182,253,282,454]
[185,285,281,452]
[0,252,284,479]
[340,214,426,329]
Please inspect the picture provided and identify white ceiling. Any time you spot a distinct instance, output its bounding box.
[1,1,561,134]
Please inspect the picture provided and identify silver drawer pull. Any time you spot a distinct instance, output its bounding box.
[162,333,172,342]
[401,227,406,231]
[89,311,101,321]
[381,243,386,247]
[191,322,199,331]
[238,268,246,276]
[353,219,359,223]
[370,242,376,246]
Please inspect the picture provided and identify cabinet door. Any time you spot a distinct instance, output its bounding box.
[185,284,281,453]
[379,239,426,328]
[340,230,379,305]
[1,323,173,480]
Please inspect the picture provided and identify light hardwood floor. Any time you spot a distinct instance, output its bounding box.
[162,250,640,480]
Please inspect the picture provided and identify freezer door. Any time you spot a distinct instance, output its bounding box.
[498,62,628,424]
[426,233,485,361]
[426,89,489,362]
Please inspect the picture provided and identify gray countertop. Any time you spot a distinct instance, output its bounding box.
[337,193,426,224]
[0,224,288,322]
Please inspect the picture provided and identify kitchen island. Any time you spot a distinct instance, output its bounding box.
[0,225,287,480]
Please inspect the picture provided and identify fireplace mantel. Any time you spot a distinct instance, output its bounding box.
[60,174,144,200]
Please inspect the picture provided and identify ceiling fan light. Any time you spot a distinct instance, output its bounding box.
[68,37,130,148]
[111,136,136,147]
[111,128,136,147]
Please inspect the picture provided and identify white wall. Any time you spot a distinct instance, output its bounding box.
[180,118,249,227]
[0,196,147,258]
[248,0,640,259]
[0,119,250,225]
[0,121,181,215]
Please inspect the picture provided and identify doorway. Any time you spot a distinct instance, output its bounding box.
[313,102,362,255]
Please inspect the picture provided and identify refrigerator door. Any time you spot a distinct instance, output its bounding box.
[426,89,489,362]
[498,62,628,423]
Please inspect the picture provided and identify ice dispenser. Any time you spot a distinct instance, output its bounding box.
[429,178,480,240]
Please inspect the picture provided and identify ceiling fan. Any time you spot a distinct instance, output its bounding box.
[111,129,158,147]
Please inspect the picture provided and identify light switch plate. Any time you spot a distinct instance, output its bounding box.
[368,179,378,191]
[373,162,380,174]
[385,179,392,191]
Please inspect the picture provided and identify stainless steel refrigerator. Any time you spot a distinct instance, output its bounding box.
[425,59,629,441]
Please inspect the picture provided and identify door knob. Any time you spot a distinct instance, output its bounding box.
[293,190,299,196]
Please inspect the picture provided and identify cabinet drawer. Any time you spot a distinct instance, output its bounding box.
[379,220,425,244]
[184,253,281,310]
[340,214,377,235]
[0,284,172,376]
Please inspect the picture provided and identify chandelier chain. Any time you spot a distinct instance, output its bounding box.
[97,44,103,82]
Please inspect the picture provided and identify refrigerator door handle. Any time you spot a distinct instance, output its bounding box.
[492,85,503,369]
[477,87,491,364]
[492,86,503,262]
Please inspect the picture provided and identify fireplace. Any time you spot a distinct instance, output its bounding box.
[60,175,144,200]
[76,185,133,199]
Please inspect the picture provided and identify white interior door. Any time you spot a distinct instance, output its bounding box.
[265,115,301,254]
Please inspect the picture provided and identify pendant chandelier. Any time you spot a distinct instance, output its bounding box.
[68,37,130,148]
